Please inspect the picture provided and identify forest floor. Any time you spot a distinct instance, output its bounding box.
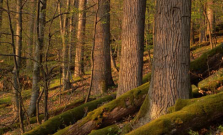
[1,36,223,135]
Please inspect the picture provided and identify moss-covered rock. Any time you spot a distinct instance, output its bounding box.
[127,92,223,135]
[23,94,115,135]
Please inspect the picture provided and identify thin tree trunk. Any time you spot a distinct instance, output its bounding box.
[117,0,146,98]
[59,0,71,91]
[29,0,47,117]
[110,47,119,72]
[7,0,24,132]
[0,0,3,43]
[199,7,206,43]
[135,0,191,127]
[190,21,195,46]
[74,0,87,77]
[26,0,37,71]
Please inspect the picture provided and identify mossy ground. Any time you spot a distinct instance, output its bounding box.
[23,94,115,135]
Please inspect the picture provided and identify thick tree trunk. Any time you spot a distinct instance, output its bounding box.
[29,0,47,116]
[117,0,146,97]
[135,0,191,126]
[74,0,87,77]
[91,0,114,95]
[26,0,37,71]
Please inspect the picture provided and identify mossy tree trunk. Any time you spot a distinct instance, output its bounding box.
[135,0,191,127]
[127,92,223,135]
[74,0,87,77]
[117,0,146,98]
[92,0,114,95]
[62,83,150,135]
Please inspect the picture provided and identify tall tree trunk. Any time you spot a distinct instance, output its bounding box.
[26,0,37,71]
[207,0,215,33]
[11,0,24,132]
[135,0,191,127]
[117,0,146,98]
[74,0,87,77]
[91,0,114,95]
[0,0,3,43]
[190,21,195,46]
[12,0,23,117]
[59,0,71,91]
[29,0,47,117]
[199,7,206,43]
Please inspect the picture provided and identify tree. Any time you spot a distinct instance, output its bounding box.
[26,0,37,71]
[29,0,47,116]
[0,0,3,42]
[117,0,146,98]
[91,0,114,95]
[74,0,87,77]
[135,0,191,126]
[58,0,72,90]
[207,0,215,33]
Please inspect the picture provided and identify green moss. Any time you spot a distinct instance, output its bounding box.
[142,73,152,84]
[121,123,133,135]
[88,125,119,135]
[127,92,223,135]
[23,94,115,135]
[75,82,150,129]
[133,94,149,122]
[53,126,71,135]
[190,44,223,72]
[198,68,223,90]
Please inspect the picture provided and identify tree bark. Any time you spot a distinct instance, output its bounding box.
[29,0,47,116]
[199,6,207,43]
[91,0,114,95]
[207,0,215,33]
[74,0,87,77]
[117,0,146,98]
[59,0,72,91]
[26,0,37,71]
[135,0,191,126]
[0,0,3,43]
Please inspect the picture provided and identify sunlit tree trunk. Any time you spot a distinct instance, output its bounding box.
[29,0,47,116]
[117,0,146,98]
[91,0,114,95]
[74,0,87,77]
[135,0,191,127]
